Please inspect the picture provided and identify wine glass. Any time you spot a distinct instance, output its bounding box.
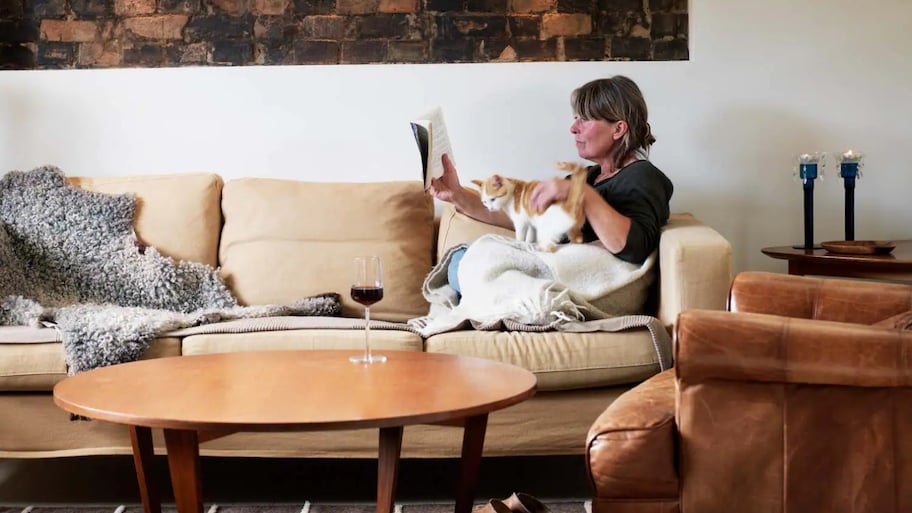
[350,256,387,364]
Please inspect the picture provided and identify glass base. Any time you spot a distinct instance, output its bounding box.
[349,354,387,364]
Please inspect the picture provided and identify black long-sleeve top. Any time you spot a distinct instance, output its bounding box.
[580,160,673,264]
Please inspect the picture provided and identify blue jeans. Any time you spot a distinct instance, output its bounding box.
[447,247,467,294]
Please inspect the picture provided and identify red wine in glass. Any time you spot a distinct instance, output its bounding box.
[350,256,386,364]
[350,286,383,306]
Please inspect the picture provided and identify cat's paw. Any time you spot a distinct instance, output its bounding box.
[538,242,558,252]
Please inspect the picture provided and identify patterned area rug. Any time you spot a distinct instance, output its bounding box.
[0,503,590,513]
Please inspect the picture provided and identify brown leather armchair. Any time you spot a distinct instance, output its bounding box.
[586,271,912,513]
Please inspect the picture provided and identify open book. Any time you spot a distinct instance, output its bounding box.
[410,106,454,190]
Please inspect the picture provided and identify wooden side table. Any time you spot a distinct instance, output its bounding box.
[762,241,912,282]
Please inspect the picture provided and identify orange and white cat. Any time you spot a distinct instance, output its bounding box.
[471,162,588,252]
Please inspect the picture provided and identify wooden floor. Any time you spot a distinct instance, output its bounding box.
[0,456,590,504]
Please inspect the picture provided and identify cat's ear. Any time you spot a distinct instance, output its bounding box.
[492,175,503,187]
[470,179,483,189]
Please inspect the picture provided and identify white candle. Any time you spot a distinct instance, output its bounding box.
[840,149,863,163]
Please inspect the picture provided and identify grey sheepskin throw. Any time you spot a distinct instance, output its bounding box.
[0,166,341,374]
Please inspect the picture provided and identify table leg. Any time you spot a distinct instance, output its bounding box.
[455,414,488,513]
[164,429,204,513]
[788,261,806,276]
[129,426,161,513]
[377,426,404,513]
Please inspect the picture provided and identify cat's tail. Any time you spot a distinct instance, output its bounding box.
[554,161,588,175]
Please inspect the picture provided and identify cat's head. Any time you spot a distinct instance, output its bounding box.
[471,174,514,212]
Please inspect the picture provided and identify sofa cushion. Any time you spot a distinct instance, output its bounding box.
[436,203,514,259]
[181,330,423,355]
[219,179,434,322]
[0,333,181,392]
[68,174,223,267]
[424,329,661,391]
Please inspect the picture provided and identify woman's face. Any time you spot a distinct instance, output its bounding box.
[570,116,622,162]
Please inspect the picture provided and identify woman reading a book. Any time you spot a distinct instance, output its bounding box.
[429,75,673,294]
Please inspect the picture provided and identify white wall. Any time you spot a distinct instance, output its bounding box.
[1,0,910,274]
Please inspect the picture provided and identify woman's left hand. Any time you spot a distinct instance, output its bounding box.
[530,178,570,212]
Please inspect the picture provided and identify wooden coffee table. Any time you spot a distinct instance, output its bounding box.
[53,350,536,513]
[762,241,912,282]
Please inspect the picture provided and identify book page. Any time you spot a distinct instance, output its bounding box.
[411,106,454,190]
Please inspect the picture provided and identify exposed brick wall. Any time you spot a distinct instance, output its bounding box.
[0,0,687,68]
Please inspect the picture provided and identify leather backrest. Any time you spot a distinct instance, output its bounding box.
[729,271,912,324]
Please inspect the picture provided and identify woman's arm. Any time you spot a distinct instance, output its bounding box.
[532,177,666,261]
[579,186,631,253]
[530,178,631,253]
[429,154,514,230]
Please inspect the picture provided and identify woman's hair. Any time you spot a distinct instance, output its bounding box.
[571,75,655,168]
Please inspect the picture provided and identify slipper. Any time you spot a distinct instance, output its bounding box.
[503,492,549,513]
[474,499,512,513]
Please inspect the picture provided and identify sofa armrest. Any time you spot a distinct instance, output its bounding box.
[729,271,912,324]
[586,370,679,502]
[656,213,732,329]
[676,309,912,387]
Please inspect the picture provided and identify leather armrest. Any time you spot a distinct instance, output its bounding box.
[657,214,732,329]
[729,271,912,324]
[676,309,912,387]
[586,369,678,500]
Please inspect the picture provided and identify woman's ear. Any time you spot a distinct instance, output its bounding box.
[613,120,629,141]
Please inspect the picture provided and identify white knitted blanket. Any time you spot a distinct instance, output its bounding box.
[409,234,672,370]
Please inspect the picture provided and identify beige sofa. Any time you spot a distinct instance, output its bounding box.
[0,173,732,459]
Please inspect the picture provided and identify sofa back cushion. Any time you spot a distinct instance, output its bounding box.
[219,179,434,322]
[436,203,514,260]
[68,173,223,267]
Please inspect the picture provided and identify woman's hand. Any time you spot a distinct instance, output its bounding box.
[530,178,571,212]
[428,153,515,230]
[428,154,464,204]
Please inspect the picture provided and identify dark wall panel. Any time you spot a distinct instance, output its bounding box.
[0,0,687,68]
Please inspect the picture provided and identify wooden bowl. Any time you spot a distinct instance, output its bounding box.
[821,240,896,255]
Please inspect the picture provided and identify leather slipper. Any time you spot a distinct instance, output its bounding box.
[474,499,512,513]
[503,492,549,513]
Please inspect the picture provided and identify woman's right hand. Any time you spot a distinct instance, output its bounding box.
[429,154,464,204]
[428,153,513,230]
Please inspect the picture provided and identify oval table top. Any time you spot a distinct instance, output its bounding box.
[53,350,537,432]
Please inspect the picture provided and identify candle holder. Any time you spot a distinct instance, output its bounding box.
[837,149,864,241]
[792,152,826,250]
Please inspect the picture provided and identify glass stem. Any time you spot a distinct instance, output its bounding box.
[364,307,371,361]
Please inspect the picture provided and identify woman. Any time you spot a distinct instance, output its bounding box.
[430,75,673,268]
